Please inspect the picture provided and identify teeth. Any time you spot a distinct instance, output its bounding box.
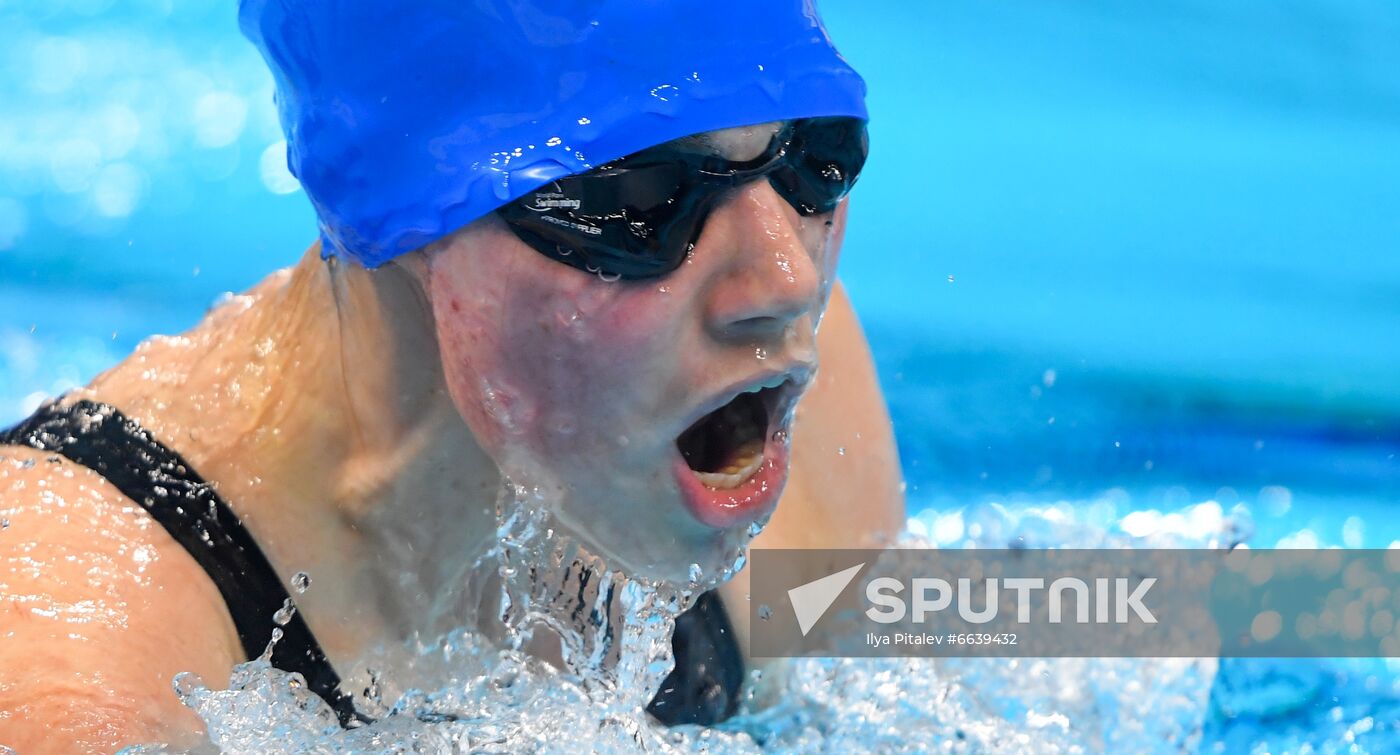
[694,439,766,490]
[742,376,788,394]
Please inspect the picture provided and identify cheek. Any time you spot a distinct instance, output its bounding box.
[427,265,529,455]
[524,287,692,455]
[429,257,688,468]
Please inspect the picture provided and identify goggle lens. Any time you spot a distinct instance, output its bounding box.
[498,117,868,280]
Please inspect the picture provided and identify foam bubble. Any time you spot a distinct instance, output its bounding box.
[96,104,143,160]
[258,141,300,195]
[29,37,89,94]
[1343,516,1365,549]
[193,91,248,148]
[49,139,102,193]
[92,162,145,218]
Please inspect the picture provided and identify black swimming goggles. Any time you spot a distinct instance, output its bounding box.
[496,117,869,280]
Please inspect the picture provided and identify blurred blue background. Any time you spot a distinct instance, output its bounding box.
[1,1,1398,749]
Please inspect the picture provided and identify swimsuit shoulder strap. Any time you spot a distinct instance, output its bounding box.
[0,399,368,727]
[647,590,745,726]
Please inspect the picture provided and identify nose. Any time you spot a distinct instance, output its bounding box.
[701,182,823,344]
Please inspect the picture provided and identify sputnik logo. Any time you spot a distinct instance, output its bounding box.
[788,563,866,636]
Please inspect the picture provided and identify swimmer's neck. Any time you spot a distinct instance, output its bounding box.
[83,244,501,669]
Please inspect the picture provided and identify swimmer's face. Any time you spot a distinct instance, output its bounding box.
[423,122,847,583]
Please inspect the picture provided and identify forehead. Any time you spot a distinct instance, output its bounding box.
[675,122,785,162]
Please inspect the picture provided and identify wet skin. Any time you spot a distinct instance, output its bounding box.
[425,125,839,574]
[0,124,904,752]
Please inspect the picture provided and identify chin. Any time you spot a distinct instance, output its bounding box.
[558,491,756,588]
[615,531,752,587]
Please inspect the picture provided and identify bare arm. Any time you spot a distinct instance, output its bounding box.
[0,449,241,753]
[719,282,905,655]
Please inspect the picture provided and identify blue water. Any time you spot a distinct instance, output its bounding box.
[2,0,1398,751]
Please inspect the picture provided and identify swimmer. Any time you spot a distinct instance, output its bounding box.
[0,1,903,751]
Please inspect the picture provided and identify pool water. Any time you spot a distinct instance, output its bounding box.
[3,0,1398,751]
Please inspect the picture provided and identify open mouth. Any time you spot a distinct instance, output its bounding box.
[676,384,782,490]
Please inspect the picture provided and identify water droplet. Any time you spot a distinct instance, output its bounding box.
[1,518,9,530]
[273,598,296,626]
[822,164,843,181]
[577,117,591,126]
[364,668,384,704]
[747,521,763,537]
[172,671,205,702]
[758,604,773,621]
[492,169,512,200]
[771,429,789,445]
[261,626,285,660]
[19,458,35,470]
[837,447,846,456]
[657,285,671,294]
[755,347,769,361]
[291,571,311,593]
[688,563,703,586]
[947,275,955,283]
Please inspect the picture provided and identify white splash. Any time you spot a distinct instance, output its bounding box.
[139,494,1234,753]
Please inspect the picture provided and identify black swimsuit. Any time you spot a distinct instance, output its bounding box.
[0,399,743,728]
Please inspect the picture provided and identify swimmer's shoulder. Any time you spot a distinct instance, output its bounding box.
[783,282,906,543]
[0,446,241,753]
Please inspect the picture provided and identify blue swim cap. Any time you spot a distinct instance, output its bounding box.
[239,0,867,268]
